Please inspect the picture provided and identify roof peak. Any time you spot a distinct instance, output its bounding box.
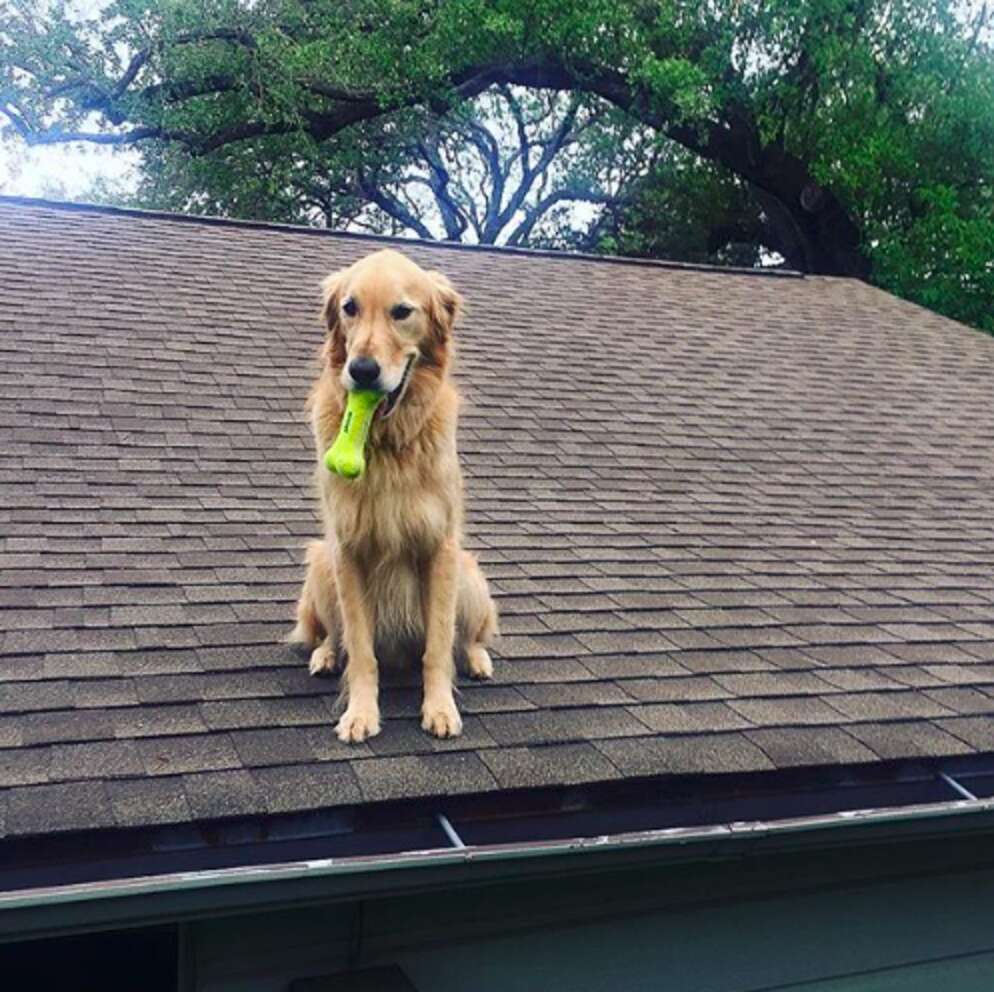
[0,194,804,279]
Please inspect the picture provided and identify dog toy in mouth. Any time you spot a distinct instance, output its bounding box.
[324,389,384,479]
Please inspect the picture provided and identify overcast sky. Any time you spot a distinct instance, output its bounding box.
[0,139,137,200]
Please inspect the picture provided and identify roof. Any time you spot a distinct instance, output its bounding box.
[2,197,994,849]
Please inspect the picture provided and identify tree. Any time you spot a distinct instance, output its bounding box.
[577,149,769,268]
[2,1,992,329]
[122,86,645,245]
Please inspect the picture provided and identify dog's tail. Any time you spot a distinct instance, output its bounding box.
[287,540,328,648]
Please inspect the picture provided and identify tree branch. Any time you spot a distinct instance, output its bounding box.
[53,28,258,116]
[417,133,468,240]
[462,118,502,230]
[969,2,991,53]
[356,169,436,241]
[141,74,239,104]
[0,101,32,139]
[501,84,532,179]
[506,188,620,246]
[490,93,580,237]
[301,80,377,103]
[22,124,194,146]
[112,49,150,98]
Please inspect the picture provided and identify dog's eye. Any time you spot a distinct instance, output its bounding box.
[342,298,358,318]
[391,304,414,321]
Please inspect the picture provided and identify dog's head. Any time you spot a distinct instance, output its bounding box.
[319,249,462,420]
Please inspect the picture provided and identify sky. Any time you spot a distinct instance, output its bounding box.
[0,0,136,200]
[0,139,138,200]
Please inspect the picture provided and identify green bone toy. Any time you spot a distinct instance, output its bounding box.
[323,389,384,479]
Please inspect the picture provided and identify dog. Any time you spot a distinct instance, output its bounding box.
[289,249,498,743]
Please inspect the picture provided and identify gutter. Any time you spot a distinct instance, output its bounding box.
[3,785,994,943]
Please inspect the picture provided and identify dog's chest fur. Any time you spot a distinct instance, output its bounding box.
[315,384,464,650]
[314,379,462,555]
[321,439,459,561]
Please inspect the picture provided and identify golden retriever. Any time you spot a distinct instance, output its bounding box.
[289,249,498,743]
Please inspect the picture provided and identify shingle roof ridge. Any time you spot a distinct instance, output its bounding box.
[0,194,805,279]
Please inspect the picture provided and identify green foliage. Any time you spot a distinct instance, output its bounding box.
[1,0,992,332]
[599,151,766,268]
[131,133,369,228]
[873,184,994,333]
[118,88,646,245]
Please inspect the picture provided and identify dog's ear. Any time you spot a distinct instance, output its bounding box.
[319,268,348,369]
[422,270,463,367]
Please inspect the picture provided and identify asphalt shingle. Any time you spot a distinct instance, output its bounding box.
[3,198,994,839]
[183,770,267,820]
[596,733,775,778]
[518,682,633,708]
[745,727,877,768]
[50,741,144,781]
[923,687,994,715]
[230,728,319,767]
[936,716,994,750]
[199,697,331,731]
[846,721,974,760]
[631,702,751,734]
[726,696,848,727]
[621,676,727,702]
[252,763,362,812]
[137,734,241,777]
[351,753,498,803]
[7,781,116,836]
[108,777,193,827]
[480,742,621,789]
[20,710,114,746]
[826,691,956,721]
[0,747,51,787]
[481,707,650,746]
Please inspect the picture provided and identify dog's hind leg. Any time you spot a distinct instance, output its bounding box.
[308,637,337,677]
[289,540,342,676]
[457,550,498,681]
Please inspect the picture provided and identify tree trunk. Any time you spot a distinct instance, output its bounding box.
[665,120,870,278]
[748,168,869,277]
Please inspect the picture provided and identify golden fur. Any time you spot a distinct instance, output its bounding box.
[290,248,498,742]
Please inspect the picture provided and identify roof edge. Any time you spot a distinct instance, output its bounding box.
[2,787,993,943]
[0,194,804,279]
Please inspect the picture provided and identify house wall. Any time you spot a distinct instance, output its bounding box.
[184,841,994,992]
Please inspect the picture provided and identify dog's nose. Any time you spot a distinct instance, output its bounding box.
[348,356,381,387]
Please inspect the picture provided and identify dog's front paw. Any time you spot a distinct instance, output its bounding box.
[422,694,463,738]
[336,704,381,743]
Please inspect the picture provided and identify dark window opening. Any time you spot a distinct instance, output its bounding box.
[0,924,177,992]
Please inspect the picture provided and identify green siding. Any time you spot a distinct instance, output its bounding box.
[187,847,994,992]
[776,950,994,991]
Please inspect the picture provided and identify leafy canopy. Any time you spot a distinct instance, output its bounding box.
[116,87,652,247]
